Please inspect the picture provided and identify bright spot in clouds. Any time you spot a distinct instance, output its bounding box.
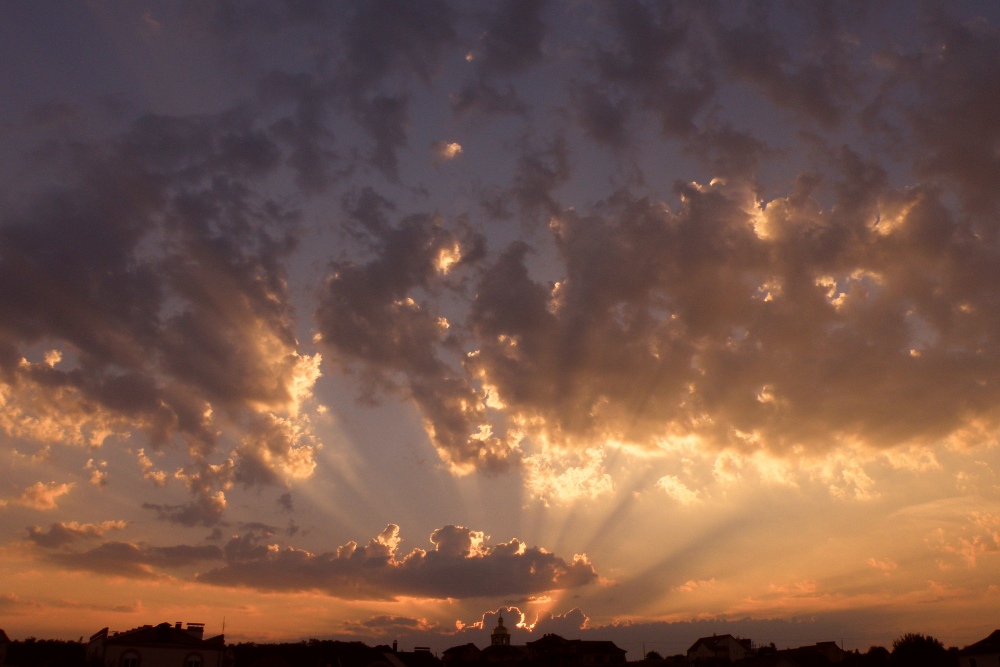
[432,141,463,163]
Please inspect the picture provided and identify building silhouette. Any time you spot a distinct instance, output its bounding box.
[87,622,226,667]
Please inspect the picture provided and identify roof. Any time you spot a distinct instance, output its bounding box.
[961,630,1000,656]
[104,622,224,648]
[688,635,745,653]
[442,643,481,656]
[0,628,9,643]
[481,644,528,659]
[230,639,388,667]
[527,634,626,654]
[584,641,628,654]
[392,649,443,667]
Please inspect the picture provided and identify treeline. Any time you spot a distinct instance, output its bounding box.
[862,634,959,667]
[643,633,961,667]
[3,637,89,666]
[0,632,964,667]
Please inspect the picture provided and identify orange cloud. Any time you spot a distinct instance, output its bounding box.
[5,481,74,511]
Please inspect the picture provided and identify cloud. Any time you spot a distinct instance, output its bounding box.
[709,4,861,128]
[0,103,325,522]
[656,476,702,506]
[452,0,548,117]
[531,607,590,634]
[0,592,41,613]
[470,0,548,79]
[84,459,108,487]
[591,1,713,136]
[340,615,443,637]
[234,412,320,486]
[901,10,1000,214]
[431,141,463,164]
[523,446,614,506]
[567,83,631,150]
[4,481,74,511]
[27,520,127,549]
[447,166,1000,469]
[940,512,1000,568]
[142,492,228,528]
[314,191,513,474]
[867,558,898,575]
[196,523,598,600]
[334,0,457,178]
[507,136,571,221]
[47,540,223,579]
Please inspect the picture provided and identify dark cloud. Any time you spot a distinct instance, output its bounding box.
[314,192,513,472]
[47,540,223,579]
[531,608,590,635]
[0,99,322,516]
[352,94,410,180]
[472,0,548,78]
[905,12,1000,214]
[26,521,126,549]
[5,0,1000,528]
[324,149,1000,467]
[143,491,228,528]
[683,125,772,182]
[450,82,527,119]
[591,1,714,137]
[508,136,571,222]
[709,4,861,128]
[338,0,456,92]
[568,83,631,150]
[197,524,598,600]
[258,71,342,193]
[493,167,1000,453]
[0,593,40,613]
[336,0,456,178]
[340,614,443,637]
[452,0,548,117]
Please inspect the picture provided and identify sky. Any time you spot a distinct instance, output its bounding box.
[2,0,1000,657]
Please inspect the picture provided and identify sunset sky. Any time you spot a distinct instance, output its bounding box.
[3,0,1000,657]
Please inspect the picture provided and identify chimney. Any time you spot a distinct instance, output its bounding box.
[175,622,183,629]
[393,640,398,653]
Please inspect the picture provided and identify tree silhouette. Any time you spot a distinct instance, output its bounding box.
[645,651,664,661]
[863,645,891,667]
[890,634,950,667]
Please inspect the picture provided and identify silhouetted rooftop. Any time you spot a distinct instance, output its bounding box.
[960,630,1000,656]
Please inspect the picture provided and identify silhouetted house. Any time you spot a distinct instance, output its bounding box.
[959,630,1000,667]
[627,655,689,667]
[0,628,9,665]
[788,642,853,665]
[687,636,753,664]
[738,642,851,667]
[482,643,529,667]
[385,645,443,667]
[232,639,393,667]
[443,643,484,667]
[526,633,627,667]
[86,622,226,667]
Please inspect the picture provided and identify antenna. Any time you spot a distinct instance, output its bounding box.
[222,616,226,634]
